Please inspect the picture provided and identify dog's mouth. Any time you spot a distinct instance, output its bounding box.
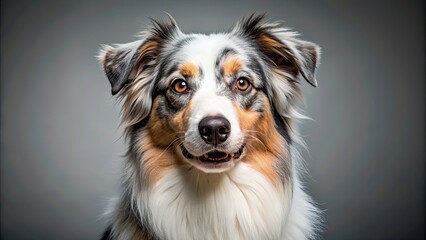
[181,145,244,164]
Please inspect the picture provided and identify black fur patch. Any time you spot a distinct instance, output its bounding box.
[273,107,291,144]
[100,225,113,240]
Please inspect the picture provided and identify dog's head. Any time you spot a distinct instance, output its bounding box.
[99,15,320,175]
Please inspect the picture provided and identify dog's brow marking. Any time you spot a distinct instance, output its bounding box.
[179,62,199,78]
[222,56,244,76]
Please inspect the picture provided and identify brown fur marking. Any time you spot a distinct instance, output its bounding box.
[222,56,243,76]
[259,34,283,48]
[179,62,199,78]
[259,34,298,76]
[234,96,286,185]
[141,97,193,187]
[137,40,159,63]
[137,134,177,188]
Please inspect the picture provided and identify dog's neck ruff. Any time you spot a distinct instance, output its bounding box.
[137,163,290,240]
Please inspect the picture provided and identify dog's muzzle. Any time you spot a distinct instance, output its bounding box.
[180,114,244,172]
[180,112,244,172]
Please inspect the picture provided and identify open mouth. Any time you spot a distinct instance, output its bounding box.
[181,145,244,164]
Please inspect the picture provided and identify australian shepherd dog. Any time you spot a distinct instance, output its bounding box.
[98,14,321,240]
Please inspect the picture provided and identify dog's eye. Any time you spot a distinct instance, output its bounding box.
[235,78,251,92]
[172,79,189,93]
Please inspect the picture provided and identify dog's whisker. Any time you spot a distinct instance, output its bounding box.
[243,135,268,152]
[157,136,185,158]
[244,130,288,152]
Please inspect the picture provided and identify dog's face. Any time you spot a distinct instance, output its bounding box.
[99,15,319,175]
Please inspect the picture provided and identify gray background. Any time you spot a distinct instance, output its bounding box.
[1,0,424,239]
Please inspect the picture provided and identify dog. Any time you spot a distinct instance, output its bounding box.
[98,14,321,240]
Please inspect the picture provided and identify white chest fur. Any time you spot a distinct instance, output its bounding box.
[138,163,291,240]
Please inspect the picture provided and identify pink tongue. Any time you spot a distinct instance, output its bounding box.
[207,151,228,159]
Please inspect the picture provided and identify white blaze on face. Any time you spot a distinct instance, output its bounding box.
[181,34,243,156]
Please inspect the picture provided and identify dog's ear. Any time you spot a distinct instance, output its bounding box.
[98,16,180,95]
[233,14,321,87]
[98,40,146,95]
[98,16,181,129]
[283,38,320,87]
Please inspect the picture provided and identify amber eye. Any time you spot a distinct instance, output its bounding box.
[172,79,189,93]
[236,78,251,92]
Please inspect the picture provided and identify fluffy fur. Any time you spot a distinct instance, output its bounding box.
[98,14,321,240]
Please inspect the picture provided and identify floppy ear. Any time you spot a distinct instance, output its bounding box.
[97,16,181,129]
[233,14,321,87]
[98,40,147,95]
[98,16,180,95]
[287,39,320,87]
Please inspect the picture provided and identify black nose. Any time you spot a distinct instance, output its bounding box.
[198,115,231,146]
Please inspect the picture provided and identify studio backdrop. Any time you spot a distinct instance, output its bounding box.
[1,0,424,239]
